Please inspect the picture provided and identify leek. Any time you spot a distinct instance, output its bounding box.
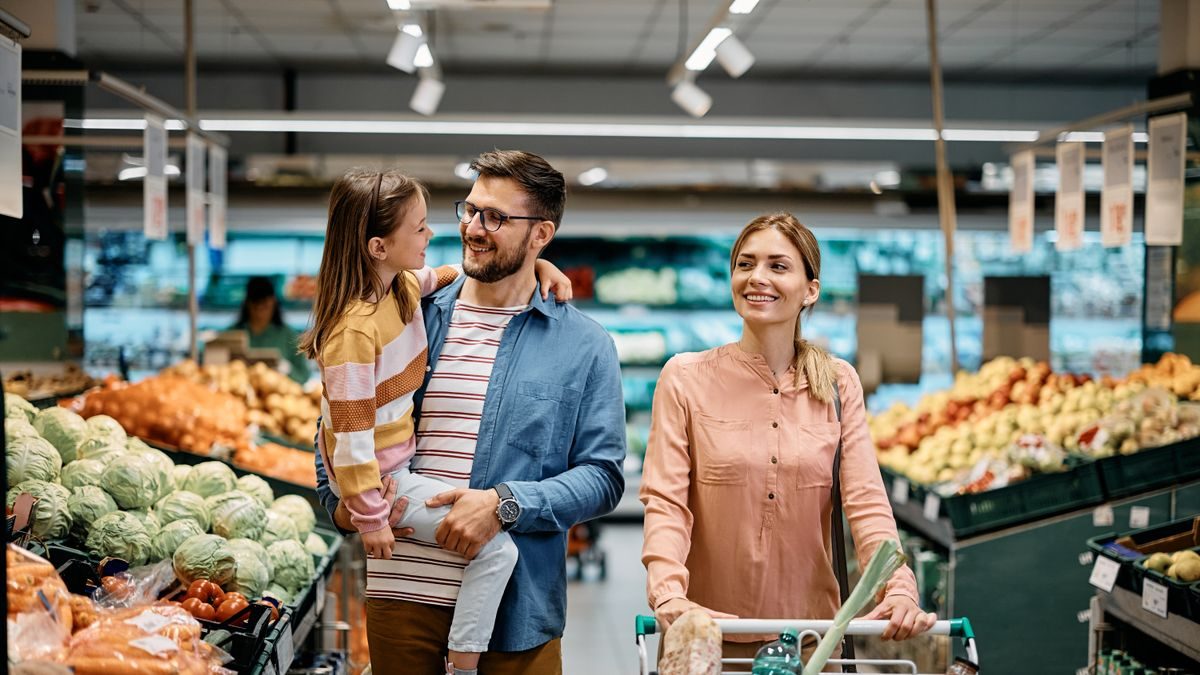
[802,539,907,675]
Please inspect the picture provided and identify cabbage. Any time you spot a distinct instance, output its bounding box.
[7,480,72,540]
[6,435,63,485]
[85,511,152,566]
[75,437,125,466]
[227,538,273,577]
[155,491,211,531]
[172,533,237,586]
[61,459,107,491]
[236,474,274,508]
[182,462,238,498]
[131,445,176,500]
[33,407,88,463]
[266,539,314,593]
[172,465,193,489]
[269,495,316,539]
[67,485,118,539]
[84,415,127,445]
[5,393,37,423]
[228,546,271,598]
[126,509,161,538]
[153,519,205,562]
[5,417,38,444]
[304,532,330,557]
[257,510,299,548]
[206,490,267,540]
[100,454,163,509]
[263,583,294,606]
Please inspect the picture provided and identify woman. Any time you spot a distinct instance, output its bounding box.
[640,213,935,670]
[232,275,311,383]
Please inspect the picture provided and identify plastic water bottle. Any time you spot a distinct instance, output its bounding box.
[750,628,802,675]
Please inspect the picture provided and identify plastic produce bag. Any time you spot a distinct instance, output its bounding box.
[61,603,235,675]
[92,560,178,610]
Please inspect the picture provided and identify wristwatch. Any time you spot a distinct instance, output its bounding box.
[493,483,520,531]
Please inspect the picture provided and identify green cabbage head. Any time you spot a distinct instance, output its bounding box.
[5,417,38,445]
[268,495,316,539]
[86,510,152,566]
[182,461,238,498]
[33,407,88,463]
[6,435,62,485]
[267,539,314,593]
[7,480,72,540]
[172,533,237,586]
[67,485,118,540]
[153,518,206,562]
[61,459,107,491]
[236,474,274,508]
[206,490,267,540]
[100,454,164,509]
[155,490,211,531]
[257,510,299,548]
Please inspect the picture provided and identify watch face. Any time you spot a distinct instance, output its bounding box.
[499,500,520,522]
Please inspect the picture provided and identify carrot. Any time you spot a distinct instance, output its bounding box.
[66,657,181,675]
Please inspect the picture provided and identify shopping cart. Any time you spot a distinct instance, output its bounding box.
[634,615,978,675]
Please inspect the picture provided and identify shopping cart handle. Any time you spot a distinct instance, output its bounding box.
[635,615,975,640]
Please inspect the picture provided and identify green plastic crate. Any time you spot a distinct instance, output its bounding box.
[1095,442,1182,499]
[941,460,1105,537]
[1175,436,1200,482]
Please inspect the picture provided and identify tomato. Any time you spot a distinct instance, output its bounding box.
[185,579,225,605]
[221,592,247,607]
[215,595,249,623]
[181,597,216,621]
[255,599,280,623]
[100,576,132,600]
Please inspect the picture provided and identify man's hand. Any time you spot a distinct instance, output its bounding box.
[427,488,502,560]
[333,474,415,539]
[361,527,396,560]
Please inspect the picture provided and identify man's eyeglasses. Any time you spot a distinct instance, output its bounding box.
[455,200,545,233]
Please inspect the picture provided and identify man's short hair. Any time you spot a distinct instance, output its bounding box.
[470,150,566,230]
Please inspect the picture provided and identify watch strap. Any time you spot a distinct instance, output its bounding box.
[494,482,515,502]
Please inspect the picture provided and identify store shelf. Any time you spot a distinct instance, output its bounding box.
[1095,585,1200,662]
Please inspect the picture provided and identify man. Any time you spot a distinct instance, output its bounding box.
[314,150,626,674]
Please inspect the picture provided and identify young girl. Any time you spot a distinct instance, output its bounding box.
[300,169,572,675]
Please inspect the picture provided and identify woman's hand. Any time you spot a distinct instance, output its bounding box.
[863,595,937,641]
[533,259,573,302]
[654,597,738,633]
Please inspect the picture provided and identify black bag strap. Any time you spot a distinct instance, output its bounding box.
[830,382,858,670]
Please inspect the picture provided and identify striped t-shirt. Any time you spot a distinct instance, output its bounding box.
[365,300,526,605]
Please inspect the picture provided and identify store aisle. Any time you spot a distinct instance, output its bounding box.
[563,523,653,675]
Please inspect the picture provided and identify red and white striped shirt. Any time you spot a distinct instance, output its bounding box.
[365,300,526,605]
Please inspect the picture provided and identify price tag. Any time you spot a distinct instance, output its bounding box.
[923,493,941,521]
[125,610,172,634]
[275,621,295,673]
[1141,578,1169,618]
[1092,505,1114,527]
[891,478,910,505]
[1076,668,1089,675]
[1129,506,1151,529]
[1079,552,1095,566]
[316,576,326,615]
[1089,556,1120,592]
[1076,609,1090,624]
[130,636,179,657]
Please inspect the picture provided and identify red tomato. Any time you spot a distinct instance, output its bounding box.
[181,597,216,621]
[215,596,249,623]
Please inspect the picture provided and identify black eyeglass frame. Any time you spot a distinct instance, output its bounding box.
[455,200,546,233]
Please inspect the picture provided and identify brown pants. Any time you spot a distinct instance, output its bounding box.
[365,597,562,675]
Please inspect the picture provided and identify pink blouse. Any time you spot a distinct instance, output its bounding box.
[640,343,919,641]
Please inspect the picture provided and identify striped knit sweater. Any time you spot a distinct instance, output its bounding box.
[316,265,459,533]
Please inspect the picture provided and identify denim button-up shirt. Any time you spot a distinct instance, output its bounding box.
[314,276,627,651]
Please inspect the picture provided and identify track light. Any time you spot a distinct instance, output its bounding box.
[414,43,434,68]
[410,77,445,116]
[386,30,423,73]
[685,28,732,71]
[578,167,608,186]
[386,0,411,9]
[670,80,713,118]
[728,0,760,13]
[714,33,754,78]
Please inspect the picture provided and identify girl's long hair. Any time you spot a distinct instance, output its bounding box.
[730,212,837,403]
[299,169,428,360]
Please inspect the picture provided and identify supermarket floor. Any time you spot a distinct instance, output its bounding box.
[562,523,650,675]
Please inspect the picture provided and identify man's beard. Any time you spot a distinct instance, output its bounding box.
[461,227,532,283]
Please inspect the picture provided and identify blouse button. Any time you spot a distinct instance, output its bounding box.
[772,421,779,428]
[768,492,775,500]
[773,388,779,394]
[771,456,778,464]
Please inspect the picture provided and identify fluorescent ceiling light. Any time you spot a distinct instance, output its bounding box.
[685,27,732,71]
[402,24,423,37]
[118,165,181,181]
[454,162,476,180]
[578,167,608,186]
[414,43,434,68]
[729,0,760,13]
[387,0,411,9]
[69,116,1154,145]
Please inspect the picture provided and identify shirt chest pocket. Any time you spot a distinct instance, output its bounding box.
[505,380,581,463]
[693,412,752,486]
[792,422,840,488]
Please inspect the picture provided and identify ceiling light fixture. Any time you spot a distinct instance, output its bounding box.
[386,30,424,73]
[410,77,445,116]
[714,33,755,78]
[118,164,181,181]
[728,0,760,14]
[577,167,608,186]
[386,0,411,10]
[414,43,434,68]
[454,162,476,180]
[685,28,732,71]
[402,24,423,37]
[670,80,714,118]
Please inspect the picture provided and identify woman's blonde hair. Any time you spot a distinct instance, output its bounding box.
[299,169,428,360]
[730,212,837,403]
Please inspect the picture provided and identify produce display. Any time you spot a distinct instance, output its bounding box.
[234,442,318,488]
[3,364,99,399]
[4,393,327,614]
[72,375,252,455]
[162,359,321,445]
[870,354,1200,493]
[1139,548,1200,583]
